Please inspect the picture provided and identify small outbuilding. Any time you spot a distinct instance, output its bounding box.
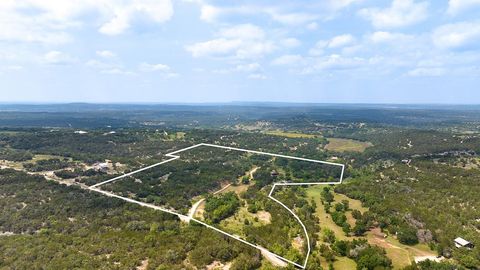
[454,237,474,249]
[93,162,109,172]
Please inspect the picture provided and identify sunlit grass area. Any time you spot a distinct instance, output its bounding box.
[325,138,373,152]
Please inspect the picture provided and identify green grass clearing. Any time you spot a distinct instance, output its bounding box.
[325,138,372,152]
[320,256,357,270]
[366,228,435,269]
[219,206,271,238]
[306,186,350,242]
[264,131,319,139]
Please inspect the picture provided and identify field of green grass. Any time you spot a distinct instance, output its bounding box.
[306,186,351,242]
[264,130,319,139]
[325,138,373,152]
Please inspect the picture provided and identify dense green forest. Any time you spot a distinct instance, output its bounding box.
[0,169,261,269]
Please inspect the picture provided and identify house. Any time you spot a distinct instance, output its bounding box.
[93,162,109,172]
[270,170,279,177]
[454,237,474,249]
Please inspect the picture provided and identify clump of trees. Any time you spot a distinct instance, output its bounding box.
[23,158,72,172]
[204,192,240,223]
[318,238,392,270]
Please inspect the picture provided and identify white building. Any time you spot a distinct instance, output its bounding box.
[454,237,474,249]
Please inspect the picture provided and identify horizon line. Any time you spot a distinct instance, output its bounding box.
[1,101,480,106]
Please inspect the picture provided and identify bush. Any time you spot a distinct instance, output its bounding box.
[356,246,392,270]
[397,226,419,245]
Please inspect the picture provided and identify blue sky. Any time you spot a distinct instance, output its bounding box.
[0,0,479,103]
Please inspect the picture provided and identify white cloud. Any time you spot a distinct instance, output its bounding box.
[43,51,76,65]
[448,0,480,15]
[139,62,171,72]
[212,62,261,74]
[98,0,174,35]
[328,34,356,48]
[309,41,328,56]
[272,55,304,66]
[433,21,480,49]
[185,24,275,59]
[248,73,267,80]
[102,68,135,75]
[96,50,116,58]
[359,0,428,28]
[268,11,318,25]
[311,54,365,71]
[369,31,412,43]
[407,67,446,77]
[235,63,261,72]
[0,0,174,43]
[219,24,265,40]
[200,4,221,22]
[0,11,72,44]
[327,0,364,10]
[309,34,356,56]
[306,22,318,31]
[281,38,301,48]
[186,39,243,58]
[192,2,318,26]
[139,62,179,77]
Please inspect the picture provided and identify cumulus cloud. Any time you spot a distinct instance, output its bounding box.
[306,22,319,30]
[248,73,267,80]
[200,4,221,22]
[0,0,174,43]
[268,11,318,25]
[139,63,171,72]
[271,55,304,66]
[309,34,356,56]
[407,67,446,77]
[185,24,275,59]
[43,51,77,65]
[0,11,72,44]
[235,63,261,72]
[327,0,364,10]
[96,50,116,58]
[448,0,480,15]
[310,54,365,72]
[192,1,318,26]
[138,62,179,77]
[433,21,480,50]
[281,38,301,48]
[219,24,265,40]
[98,0,174,35]
[359,0,428,28]
[328,34,356,48]
[369,31,413,43]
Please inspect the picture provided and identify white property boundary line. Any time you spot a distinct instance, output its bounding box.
[89,143,345,269]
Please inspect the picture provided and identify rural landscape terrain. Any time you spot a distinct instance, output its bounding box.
[1,103,479,270]
[1,0,479,269]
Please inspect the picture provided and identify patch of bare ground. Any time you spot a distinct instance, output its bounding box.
[256,210,271,224]
[292,236,305,253]
[206,261,231,270]
[136,259,149,270]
